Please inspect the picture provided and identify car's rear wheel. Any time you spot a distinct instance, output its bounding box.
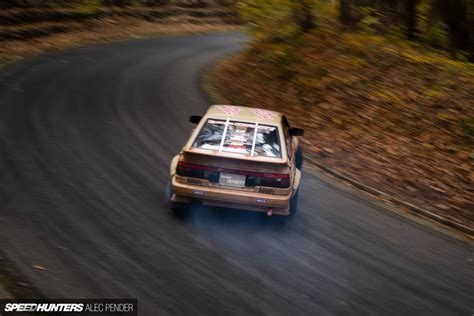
[295,145,303,170]
[167,180,189,219]
[289,189,299,216]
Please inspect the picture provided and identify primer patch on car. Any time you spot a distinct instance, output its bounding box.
[218,105,240,116]
[252,108,273,120]
[187,178,203,185]
[259,187,275,194]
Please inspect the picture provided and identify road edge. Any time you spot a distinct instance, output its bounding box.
[0,27,244,70]
[202,55,474,240]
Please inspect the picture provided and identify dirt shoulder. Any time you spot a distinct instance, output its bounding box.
[0,4,240,67]
[209,29,473,229]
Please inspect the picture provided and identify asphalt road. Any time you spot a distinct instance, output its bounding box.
[0,33,472,315]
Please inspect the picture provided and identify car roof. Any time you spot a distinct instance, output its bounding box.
[205,105,283,125]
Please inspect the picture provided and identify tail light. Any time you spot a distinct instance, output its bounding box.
[247,174,290,188]
[176,161,290,188]
[177,161,219,182]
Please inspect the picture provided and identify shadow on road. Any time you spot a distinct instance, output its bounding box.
[171,204,295,232]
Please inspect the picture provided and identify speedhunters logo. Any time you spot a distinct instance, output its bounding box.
[4,303,83,312]
[0,299,137,315]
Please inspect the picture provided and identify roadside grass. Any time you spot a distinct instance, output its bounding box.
[211,25,474,227]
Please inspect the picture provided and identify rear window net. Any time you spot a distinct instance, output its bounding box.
[192,119,281,158]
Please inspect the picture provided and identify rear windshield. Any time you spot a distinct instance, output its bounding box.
[192,119,281,158]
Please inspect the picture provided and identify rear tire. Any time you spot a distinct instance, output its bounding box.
[295,146,303,170]
[289,189,299,216]
[167,180,189,219]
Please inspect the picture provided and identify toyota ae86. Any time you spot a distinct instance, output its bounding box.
[168,105,304,216]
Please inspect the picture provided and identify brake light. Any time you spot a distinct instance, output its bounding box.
[177,161,219,182]
[256,175,290,188]
[176,161,290,188]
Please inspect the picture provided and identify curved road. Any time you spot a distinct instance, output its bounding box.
[0,33,472,315]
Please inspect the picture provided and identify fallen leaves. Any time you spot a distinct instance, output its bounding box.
[213,28,474,227]
[32,264,47,271]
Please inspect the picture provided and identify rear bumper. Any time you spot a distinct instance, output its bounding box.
[171,175,292,215]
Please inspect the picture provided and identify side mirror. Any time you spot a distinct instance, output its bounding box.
[290,128,304,137]
[189,115,202,124]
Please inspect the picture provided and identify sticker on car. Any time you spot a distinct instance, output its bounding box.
[252,108,273,120]
[218,105,240,116]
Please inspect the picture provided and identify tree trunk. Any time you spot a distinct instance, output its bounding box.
[468,0,474,62]
[293,0,314,33]
[404,0,418,40]
[433,0,469,57]
[340,0,352,27]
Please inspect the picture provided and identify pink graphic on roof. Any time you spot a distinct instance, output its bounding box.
[252,108,273,120]
[218,105,240,116]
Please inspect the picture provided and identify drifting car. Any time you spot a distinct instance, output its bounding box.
[168,105,304,216]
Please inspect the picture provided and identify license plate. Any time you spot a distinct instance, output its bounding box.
[218,173,246,188]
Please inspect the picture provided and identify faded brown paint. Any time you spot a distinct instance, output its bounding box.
[170,105,302,215]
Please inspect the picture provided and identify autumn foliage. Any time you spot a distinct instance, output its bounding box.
[214,1,474,226]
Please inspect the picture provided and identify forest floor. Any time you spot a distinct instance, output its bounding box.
[0,4,240,67]
[211,26,474,229]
